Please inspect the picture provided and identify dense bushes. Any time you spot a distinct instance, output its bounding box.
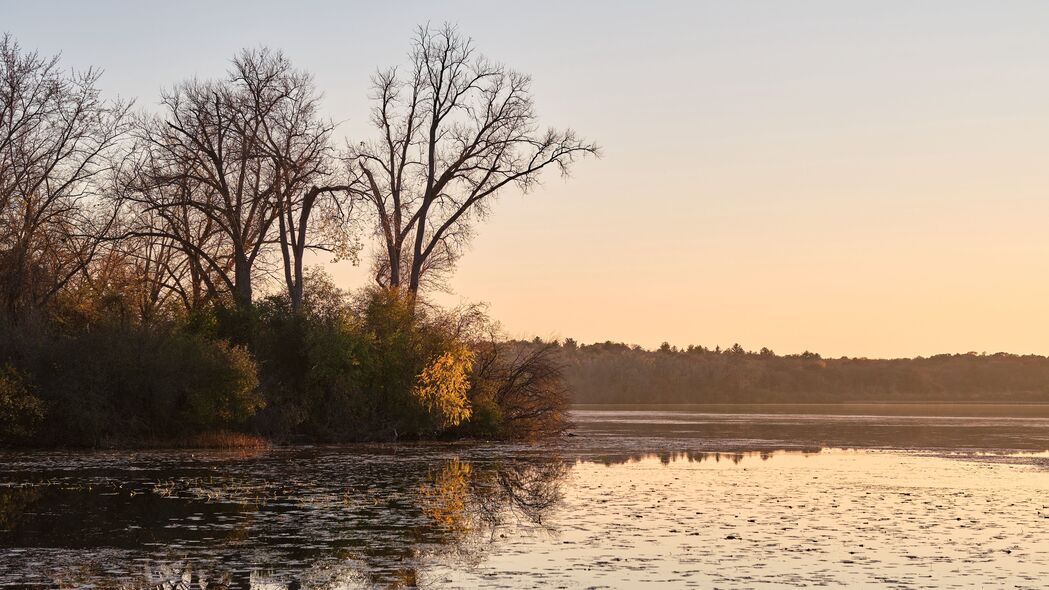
[0,280,571,447]
[250,286,481,441]
[250,286,547,442]
[0,365,43,444]
[0,320,262,446]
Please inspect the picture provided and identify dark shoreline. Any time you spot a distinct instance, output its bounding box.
[9,403,1049,451]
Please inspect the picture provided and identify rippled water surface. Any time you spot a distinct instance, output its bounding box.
[3,405,1049,588]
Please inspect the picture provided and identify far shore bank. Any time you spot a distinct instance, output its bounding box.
[571,402,1049,417]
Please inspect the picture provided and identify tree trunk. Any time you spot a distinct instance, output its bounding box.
[407,204,427,295]
[388,248,401,288]
[289,281,303,312]
[233,253,253,307]
[289,240,304,313]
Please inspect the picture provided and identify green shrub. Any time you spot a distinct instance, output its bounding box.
[0,274,568,446]
[355,287,480,438]
[179,340,262,430]
[0,365,44,443]
[251,285,488,441]
[251,292,370,441]
[3,322,263,446]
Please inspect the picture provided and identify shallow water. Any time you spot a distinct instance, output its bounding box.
[2,405,1049,588]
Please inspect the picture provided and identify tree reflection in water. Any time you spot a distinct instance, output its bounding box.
[0,449,569,589]
[7,406,1044,588]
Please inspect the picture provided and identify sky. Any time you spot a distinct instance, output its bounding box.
[6,1,1049,358]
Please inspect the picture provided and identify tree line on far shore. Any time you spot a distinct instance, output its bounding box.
[528,339,1049,404]
[0,25,595,447]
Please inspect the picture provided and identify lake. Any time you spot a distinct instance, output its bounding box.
[2,405,1049,588]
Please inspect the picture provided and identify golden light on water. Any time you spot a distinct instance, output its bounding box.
[437,450,1049,587]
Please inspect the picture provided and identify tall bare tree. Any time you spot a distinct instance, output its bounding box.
[133,71,274,306]
[127,48,352,309]
[0,34,131,319]
[245,50,358,312]
[348,24,598,295]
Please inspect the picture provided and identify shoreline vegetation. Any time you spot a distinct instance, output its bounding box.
[0,283,574,448]
[0,25,589,449]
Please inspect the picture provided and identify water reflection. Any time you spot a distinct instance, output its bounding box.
[571,404,1049,452]
[4,406,1049,588]
[0,447,917,589]
[587,449,822,466]
[0,448,569,589]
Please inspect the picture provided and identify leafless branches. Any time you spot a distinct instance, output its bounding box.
[348,23,598,295]
[0,34,132,319]
[122,48,353,310]
[472,340,571,439]
[1,25,596,321]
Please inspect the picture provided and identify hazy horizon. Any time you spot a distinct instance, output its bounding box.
[7,0,1049,358]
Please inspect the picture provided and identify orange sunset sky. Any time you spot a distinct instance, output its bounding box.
[7,1,1049,357]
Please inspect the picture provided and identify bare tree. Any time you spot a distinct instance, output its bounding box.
[0,34,131,319]
[116,149,233,310]
[57,226,186,326]
[348,24,598,296]
[132,73,274,306]
[243,50,358,312]
[472,340,571,439]
[127,48,352,309]
[104,199,217,318]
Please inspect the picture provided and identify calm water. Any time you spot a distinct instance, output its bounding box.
[3,405,1049,588]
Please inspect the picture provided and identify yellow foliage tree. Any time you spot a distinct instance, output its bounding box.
[413,346,474,429]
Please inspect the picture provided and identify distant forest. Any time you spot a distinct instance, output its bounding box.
[527,340,1049,404]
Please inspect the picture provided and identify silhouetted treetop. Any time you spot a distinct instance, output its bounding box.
[347,23,599,294]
